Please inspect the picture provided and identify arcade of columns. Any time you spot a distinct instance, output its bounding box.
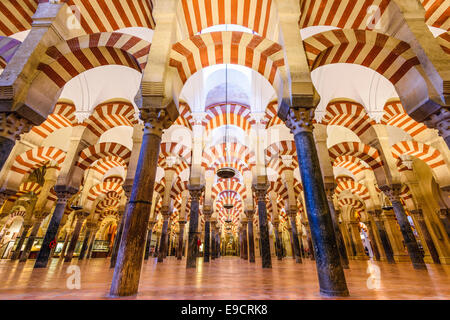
[0,0,448,298]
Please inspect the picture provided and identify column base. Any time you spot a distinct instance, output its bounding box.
[394,254,410,263]
[320,288,350,298]
[353,255,369,260]
[438,256,450,264]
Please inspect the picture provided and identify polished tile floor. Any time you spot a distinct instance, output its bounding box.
[0,256,449,300]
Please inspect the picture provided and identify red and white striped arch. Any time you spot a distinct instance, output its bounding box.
[90,155,128,176]
[204,103,255,135]
[268,180,288,201]
[178,0,277,39]
[333,155,369,177]
[212,158,251,176]
[174,102,194,130]
[6,182,42,204]
[170,179,189,200]
[264,101,283,129]
[329,142,383,170]
[0,0,38,36]
[381,100,429,139]
[299,0,391,30]
[87,179,124,202]
[169,31,285,85]
[338,197,365,211]
[10,147,66,175]
[391,140,448,179]
[420,0,450,30]
[0,36,22,68]
[83,101,139,138]
[335,176,370,201]
[38,32,151,88]
[94,198,120,216]
[62,0,155,34]
[30,101,77,139]
[303,29,421,86]
[202,142,256,168]
[212,178,246,200]
[77,142,131,171]
[320,100,375,136]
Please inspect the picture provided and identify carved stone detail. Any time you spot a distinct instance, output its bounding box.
[140,108,174,137]
[252,183,269,202]
[424,107,449,141]
[188,185,204,201]
[284,107,315,135]
[0,112,33,141]
[379,184,402,202]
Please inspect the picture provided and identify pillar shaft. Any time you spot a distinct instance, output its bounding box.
[413,211,440,264]
[254,185,272,268]
[64,215,85,262]
[158,216,169,263]
[289,215,302,263]
[78,229,92,260]
[186,186,203,268]
[204,220,210,263]
[11,224,32,260]
[35,190,75,268]
[110,109,170,297]
[367,221,381,261]
[144,227,153,261]
[19,220,41,262]
[177,223,185,260]
[328,205,349,268]
[247,217,255,263]
[274,225,282,260]
[286,108,348,297]
[374,217,395,264]
[110,216,125,267]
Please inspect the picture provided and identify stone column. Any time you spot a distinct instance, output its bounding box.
[215,227,221,259]
[210,226,216,260]
[203,209,212,263]
[273,221,282,260]
[110,107,175,297]
[348,222,368,260]
[381,185,426,270]
[366,220,381,261]
[0,113,33,171]
[158,207,170,263]
[245,210,256,263]
[59,230,71,260]
[373,211,395,263]
[79,223,95,260]
[186,185,204,268]
[64,211,89,262]
[438,209,450,239]
[177,221,186,260]
[288,210,302,263]
[35,188,76,268]
[11,223,32,260]
[144,221,155,261]
[324,185,349,268]
[110,213,126,267]
[86,228,97,259]
[253,184,272,268]
[411,209,440,264]
[19,217,44,262]
[303,222,315,260]
[153,233,160,258]
[285,107,348,297]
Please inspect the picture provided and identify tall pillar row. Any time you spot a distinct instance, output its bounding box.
[64,211,89,263]
[253,183,272,268]
[245,210,256,263]
[285,107,349,297]
[186,185,204,269]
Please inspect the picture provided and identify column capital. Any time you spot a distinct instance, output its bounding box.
[424,106,449,141]
[203,208,213,220]
[0,112,33,141]
[244,209,255,219]
[284,107,315,135]
[140,108,174,138]
[54,186,78,205]
[178,220,186,226]
[86,222,97,230]
[76,211,90,220]
[287,209,298,218]
[188,184,204,201]
[123,185,133,199]
[252,183,269,202]
[438,208,449,219]
[379,184,402,202]
[160,205,171,218]
[324,182,336,200]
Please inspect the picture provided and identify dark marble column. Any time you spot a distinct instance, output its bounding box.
[64,212,89,262]
[288,211,302,264]
[19,219,43,262]
[373,211,395,263]
[216,229,221,258]
[242,224,248,260]
[86,229,97,259]
[110,213,126,267]
[245,211,256,263]
[34,188,76,267]
[273,222,282,260]
[78,225,94,260]
[324,186,349,269]
[285,108,348,297]
[412,209,440,264]
[346,224,357,258]
[177,221,186,260]
[203,213,212,263]
[253,184,272,268]
[0,113,32,172]
[59,231,71,260]
[381,185,427,270]
[438,209,450,239]
[11,223,32,260]
[144,222,155,261]
[110,108,175,297]
[186,185,204,269]
[366,220,381,261]
[153,235,160,258]
[158,210,170,263]
[210,227,216,260]
[305,225,315,260]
